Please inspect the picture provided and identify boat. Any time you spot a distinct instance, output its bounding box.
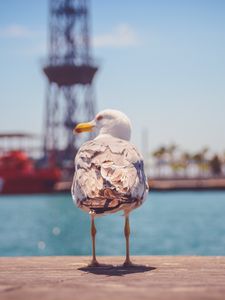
[0,150,61,194]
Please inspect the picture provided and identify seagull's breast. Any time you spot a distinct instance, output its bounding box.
[71,136,148,215]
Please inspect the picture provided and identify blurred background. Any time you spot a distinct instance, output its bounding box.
[0,0,225,257]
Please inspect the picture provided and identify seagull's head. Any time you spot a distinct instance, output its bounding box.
[73,109,132,141]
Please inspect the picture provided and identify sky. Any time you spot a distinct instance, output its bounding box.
[0,0,225,155]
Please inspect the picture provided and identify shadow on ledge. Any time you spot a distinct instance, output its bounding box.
[78,264,156,276]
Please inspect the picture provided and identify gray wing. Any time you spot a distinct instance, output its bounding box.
[71,136,149,214]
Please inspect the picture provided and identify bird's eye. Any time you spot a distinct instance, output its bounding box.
[96,115,103,121]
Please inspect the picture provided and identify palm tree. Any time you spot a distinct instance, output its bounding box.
[210,155,222,176]
[152,146,167,177]
[192,147,210,177]
[167,143,178,177]
[180,151,191,177]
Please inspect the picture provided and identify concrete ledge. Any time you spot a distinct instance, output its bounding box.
[0,256,225,300]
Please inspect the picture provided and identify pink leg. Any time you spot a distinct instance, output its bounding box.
[123,215,134,267]
[88,215,100,267]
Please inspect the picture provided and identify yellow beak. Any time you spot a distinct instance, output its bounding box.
[73,122,95,134]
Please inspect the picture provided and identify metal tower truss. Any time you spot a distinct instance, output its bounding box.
[43,0,97,164]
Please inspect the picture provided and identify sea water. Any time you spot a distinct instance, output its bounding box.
[0,191,225,256]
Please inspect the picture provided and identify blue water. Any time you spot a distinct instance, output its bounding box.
[0,192,225,256]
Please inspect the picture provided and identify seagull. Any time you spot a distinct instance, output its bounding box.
[71,109,149,267]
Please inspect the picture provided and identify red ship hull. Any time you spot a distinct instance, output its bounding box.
[0,151,61,194]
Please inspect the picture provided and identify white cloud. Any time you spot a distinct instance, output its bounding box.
[0,24,46,56]
[93,24,139,48]
[0,23,139,54]
[0,24,34,38]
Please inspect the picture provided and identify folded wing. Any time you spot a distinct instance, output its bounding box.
[71,136,148,214]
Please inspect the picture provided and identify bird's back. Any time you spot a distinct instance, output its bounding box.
[71,135,148,215]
